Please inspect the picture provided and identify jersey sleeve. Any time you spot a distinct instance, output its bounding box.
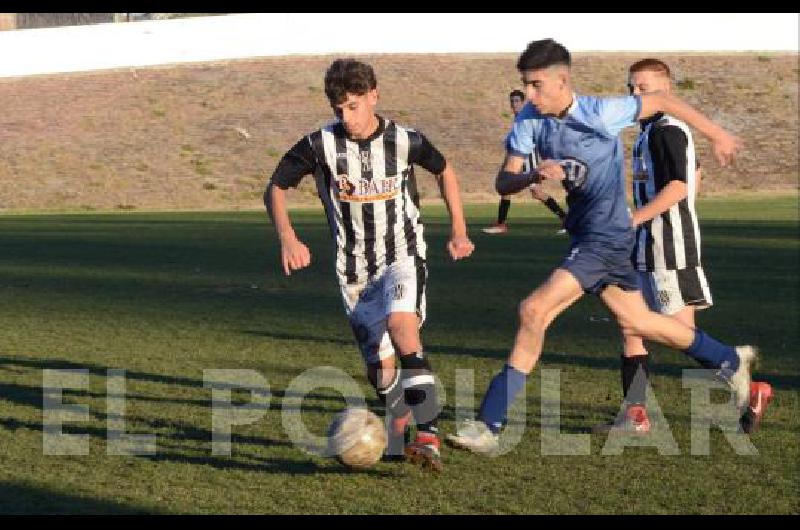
[595,95,641,138]
[649,125,689,183]
[270,137,318,189]
[409,131,447,175]
[507,114,536,159]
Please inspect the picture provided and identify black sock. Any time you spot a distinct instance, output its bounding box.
[498,199,511,224]
[544,197,566,221]
[621,355,649,406]
[373,367,411,420]
[399,352,440,435]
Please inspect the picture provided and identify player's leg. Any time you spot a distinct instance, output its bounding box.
[507,269,584,374]
[621,269,700,422]
[625,302,693,408]
[671,267,771,432]
[600,285,756,409]
[482,194,511,234]
[602,303,695,435]
[447,267,584,454]
[343,282,412,458]
[593,332,653,435]
[363,338,414,455]
[384,258,443,471]
[596,271,672,434]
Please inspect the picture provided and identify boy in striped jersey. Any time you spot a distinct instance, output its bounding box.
[448,39,758,455]
[266,59,475,471]
[595,59,772,435]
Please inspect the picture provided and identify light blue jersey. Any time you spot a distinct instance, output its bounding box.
[507,94,641,250]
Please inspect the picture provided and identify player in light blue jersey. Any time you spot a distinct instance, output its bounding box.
[448,39,756,455]
[482,89,567,235]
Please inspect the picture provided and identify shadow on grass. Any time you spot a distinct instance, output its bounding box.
[0,481,156,514]
[0,355,207,388]
[0,414,387,476]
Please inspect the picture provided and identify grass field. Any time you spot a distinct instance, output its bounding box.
[0,196,797,514]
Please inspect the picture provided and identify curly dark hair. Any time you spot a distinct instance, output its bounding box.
[324,59,377,106]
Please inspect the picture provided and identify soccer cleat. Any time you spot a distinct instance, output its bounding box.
[481,223,508,235]
[404,431,443,472]
[722,346,758,410]
[555,228,567,235]
[740,381,773,434]
[445,419,500,455]
[592,404,651,435]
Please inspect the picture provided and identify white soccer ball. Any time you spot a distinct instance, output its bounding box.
[327,407,387,469]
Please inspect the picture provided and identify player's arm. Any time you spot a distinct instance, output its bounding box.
[639,92,742,166]
[495,153,542,195]
[631,125,690,227]
[631,181,686,227]
[435,162,474,260]
[412,131,474,261]
[264,139,315,276]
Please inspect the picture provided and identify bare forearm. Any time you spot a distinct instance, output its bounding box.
[633,180,687,225]
[640,93,726,141]
[438,164,468,237]
[265,183,297,243]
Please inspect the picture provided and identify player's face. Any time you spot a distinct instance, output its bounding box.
[627,70,671,96]
[509,95,525,116]
[333,90,378,140]
[521,67,569,116]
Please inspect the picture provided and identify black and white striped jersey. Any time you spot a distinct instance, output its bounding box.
[631,113,701,271]
[271,116,446,285]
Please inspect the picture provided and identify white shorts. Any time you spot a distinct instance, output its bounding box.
[638,266,713,316]
[340,257,427,364]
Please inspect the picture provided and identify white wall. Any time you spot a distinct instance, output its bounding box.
[1,13,797,78]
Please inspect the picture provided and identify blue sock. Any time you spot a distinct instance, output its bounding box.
[478,364,527,434]
[684,329,739,372]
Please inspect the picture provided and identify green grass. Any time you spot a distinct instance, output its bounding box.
[0,197,798,514]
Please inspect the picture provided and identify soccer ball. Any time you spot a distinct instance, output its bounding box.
[327,407,387,469]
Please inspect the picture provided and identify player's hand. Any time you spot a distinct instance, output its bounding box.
[537,159,566,181]
[280,236,311,276]
[712,130,743,167]
[447,234,475,261]
[529,184,548,201]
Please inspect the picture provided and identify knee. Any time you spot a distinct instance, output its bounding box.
[518,297,546,330]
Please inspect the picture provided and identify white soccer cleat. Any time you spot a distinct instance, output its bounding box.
[446,419,499,456]
[555,228,567,235]
[481,223,508,235]
[728,346,758,410]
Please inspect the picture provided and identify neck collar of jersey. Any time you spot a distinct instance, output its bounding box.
[639,111,665,130]
[337,115,385,144]
[555,93,578,120]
